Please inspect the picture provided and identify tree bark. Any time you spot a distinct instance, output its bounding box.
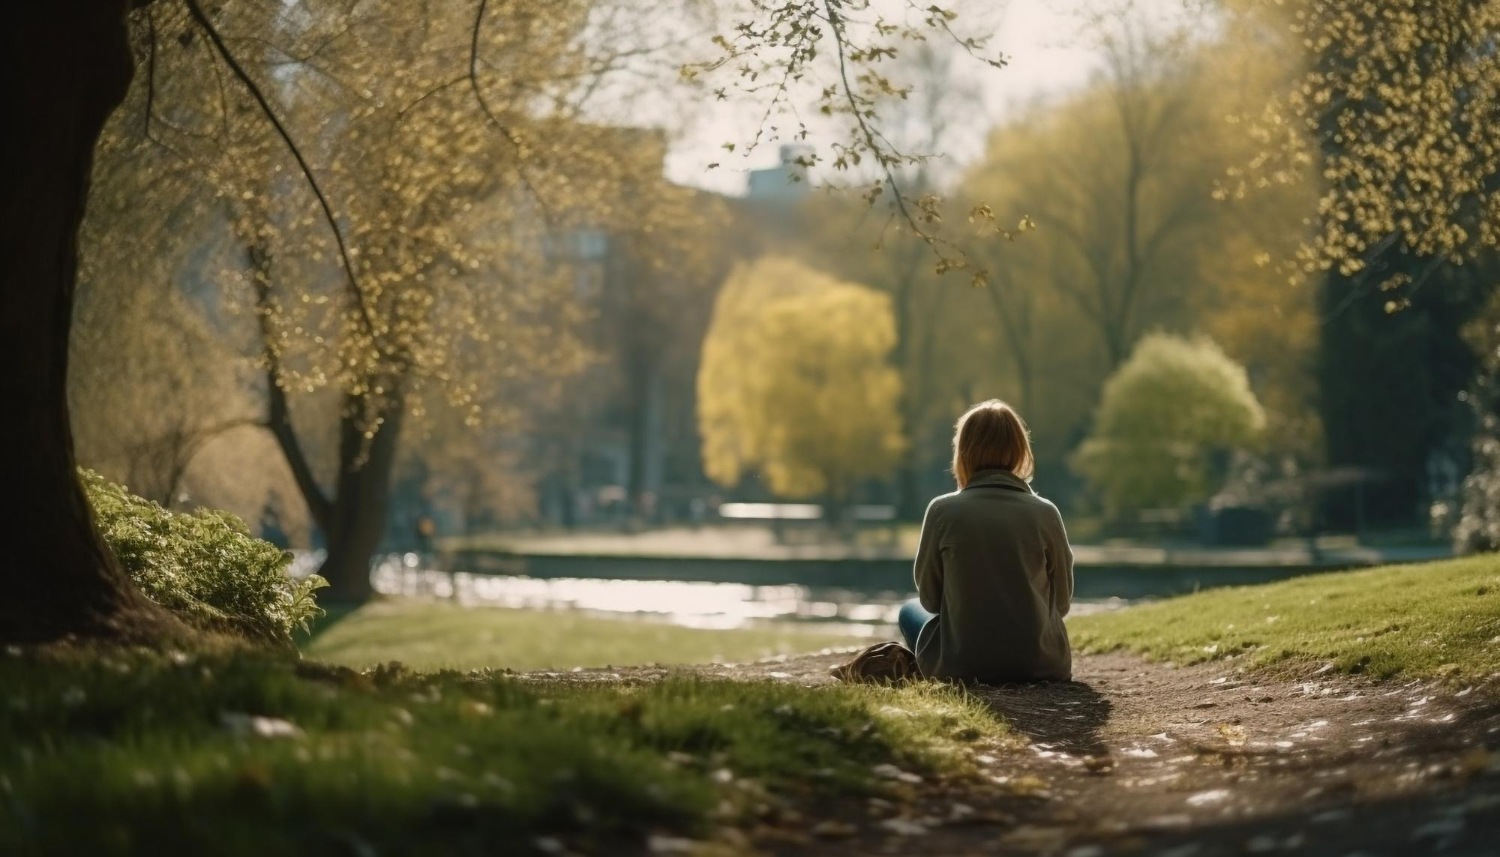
[261,346,406,603]
[0,4,179,644]
[319,391,405,602]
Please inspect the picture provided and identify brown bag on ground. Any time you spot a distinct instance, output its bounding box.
[828,641,922,683]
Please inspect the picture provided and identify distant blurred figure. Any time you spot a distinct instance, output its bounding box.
[415,515,436,555]
[688,497,707,529]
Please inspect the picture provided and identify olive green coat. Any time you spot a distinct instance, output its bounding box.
[912,469,1074,682]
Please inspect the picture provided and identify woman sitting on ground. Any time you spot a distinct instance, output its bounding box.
[898,399,1075,683]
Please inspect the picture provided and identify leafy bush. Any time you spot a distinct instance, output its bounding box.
[1072,333,1265,514]
[82,469,325,644]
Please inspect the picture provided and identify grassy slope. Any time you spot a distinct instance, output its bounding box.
[0,649,1003,855]
[303,600,862,671]
[1069,555,1500,679]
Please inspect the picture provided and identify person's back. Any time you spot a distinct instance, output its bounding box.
[899,400,1074,683]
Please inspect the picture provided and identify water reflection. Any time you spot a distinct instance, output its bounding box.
[296,553,1126,634]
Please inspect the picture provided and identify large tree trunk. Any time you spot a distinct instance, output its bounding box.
[1,4,177,644]
[319,392,405,603]
[265,368,407,603]
[1317,265,1485,530]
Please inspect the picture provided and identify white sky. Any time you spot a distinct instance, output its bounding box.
[655,0,1195,195]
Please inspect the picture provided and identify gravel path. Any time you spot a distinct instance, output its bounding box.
[525,651,1500,856]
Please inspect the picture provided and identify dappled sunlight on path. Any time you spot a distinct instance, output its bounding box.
[531,651,1500,855]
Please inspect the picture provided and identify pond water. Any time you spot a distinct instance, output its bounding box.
[311,553,1128,635]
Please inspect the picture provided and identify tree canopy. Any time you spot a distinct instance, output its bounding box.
[698,256,905,502]
[1224,0,1500,303]
[1072,333,1266,513]
[79,0,723,596]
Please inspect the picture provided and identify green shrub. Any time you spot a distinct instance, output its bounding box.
[82,469,325,644]
[1071,333,1265,513]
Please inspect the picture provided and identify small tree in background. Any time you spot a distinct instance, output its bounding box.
[698,257,906,512]
[1073,333,1265,515]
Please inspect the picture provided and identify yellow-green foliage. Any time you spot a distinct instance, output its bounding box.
[304,600,860,671]
[1072,333,1265,512]
[1223,0,1500,290]
[1070,555,1500,679]
[698,256,906,500]
[84,469,325,644]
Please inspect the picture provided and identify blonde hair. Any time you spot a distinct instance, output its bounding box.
[951,399,1035,487]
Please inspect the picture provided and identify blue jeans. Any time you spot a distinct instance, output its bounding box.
[898,599,936,650]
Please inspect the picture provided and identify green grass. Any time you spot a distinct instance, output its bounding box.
[302,600,863,671]
[0,648,1002,856]
[1069,554,1500,679]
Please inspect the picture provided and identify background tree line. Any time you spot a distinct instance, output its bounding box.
[704,1,1498,541]
[6,0,1495,644]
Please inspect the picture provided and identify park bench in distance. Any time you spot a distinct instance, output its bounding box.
[718,502,898,545]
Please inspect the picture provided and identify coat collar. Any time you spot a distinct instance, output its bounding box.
[964,468,1033,493]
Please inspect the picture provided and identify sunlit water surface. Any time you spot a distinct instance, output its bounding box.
[294,552,1127,636]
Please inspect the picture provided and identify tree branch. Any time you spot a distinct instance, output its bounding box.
[825,2,923,245]
[247,245,334,532]
[183,0,381,350]
[163,417,267,504]
[265,369,333,534]
[470,0,552,223]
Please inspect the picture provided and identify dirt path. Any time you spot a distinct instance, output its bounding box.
[527,651,1500,856]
